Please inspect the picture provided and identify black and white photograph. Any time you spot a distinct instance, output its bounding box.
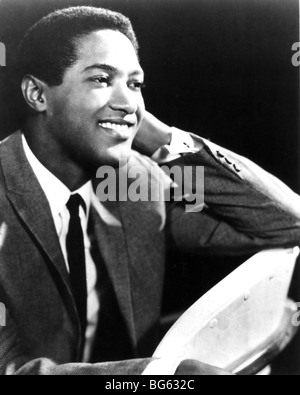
[0,0,299,377]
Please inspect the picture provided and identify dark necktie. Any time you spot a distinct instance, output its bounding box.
[66,194,87,353]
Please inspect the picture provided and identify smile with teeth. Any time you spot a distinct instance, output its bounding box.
[98,122,131,133]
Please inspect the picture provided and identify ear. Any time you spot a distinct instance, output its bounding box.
[21,75,47,113]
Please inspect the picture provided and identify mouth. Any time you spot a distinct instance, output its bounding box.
[98,120,136,141]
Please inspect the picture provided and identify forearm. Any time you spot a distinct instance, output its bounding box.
[0,309,153,375]
[9,357,153,376]
[197,135,300,223]
[165,139,300,253]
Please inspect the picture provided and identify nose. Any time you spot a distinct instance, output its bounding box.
[109,83,138,115]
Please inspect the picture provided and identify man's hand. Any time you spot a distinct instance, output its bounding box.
[175,360,234,376]
[134,112,173,157]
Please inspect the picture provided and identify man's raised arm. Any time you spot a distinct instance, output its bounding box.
[135,113,300,255]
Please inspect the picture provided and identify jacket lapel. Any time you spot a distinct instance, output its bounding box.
[0,132,76,314]
[90,195,137,349]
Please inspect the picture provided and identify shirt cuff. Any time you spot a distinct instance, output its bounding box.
[151,127,202,164]
[142,358,181,376]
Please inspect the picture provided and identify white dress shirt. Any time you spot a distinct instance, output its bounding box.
[22,129,201,374]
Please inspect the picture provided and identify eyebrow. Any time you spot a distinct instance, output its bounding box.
[82,63,144,77]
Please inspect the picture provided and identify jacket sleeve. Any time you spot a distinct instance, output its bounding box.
[0,309,153,375]
[164,132,300,255]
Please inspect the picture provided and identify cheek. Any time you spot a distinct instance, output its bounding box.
[85,89,109,108]
[48,94,80,124]
[137,96,146,124]
[51,87,108,118]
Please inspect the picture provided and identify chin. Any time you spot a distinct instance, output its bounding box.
[99,147,133,168]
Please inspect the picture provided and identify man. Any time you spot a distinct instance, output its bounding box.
[0,6,300,375]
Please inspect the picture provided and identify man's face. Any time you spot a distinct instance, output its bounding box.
[45,30,145,169]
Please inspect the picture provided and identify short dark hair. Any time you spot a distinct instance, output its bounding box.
[16,6,139,87]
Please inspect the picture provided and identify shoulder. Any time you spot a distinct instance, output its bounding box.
[0,131,24,214]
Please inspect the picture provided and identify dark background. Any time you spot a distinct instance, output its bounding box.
[0,0,299,374]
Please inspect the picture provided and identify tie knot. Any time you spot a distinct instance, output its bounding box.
[66,194,86,216]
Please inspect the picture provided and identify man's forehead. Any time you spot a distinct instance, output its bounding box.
[75,30,143,75]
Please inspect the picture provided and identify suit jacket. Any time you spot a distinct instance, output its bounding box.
[0,130,300,375]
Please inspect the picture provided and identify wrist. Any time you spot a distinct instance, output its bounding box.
[134,112,173,156]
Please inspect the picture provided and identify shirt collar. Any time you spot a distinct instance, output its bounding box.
[22,134,92,220]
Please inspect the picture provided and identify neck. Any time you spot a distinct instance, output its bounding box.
[23,118,92,191]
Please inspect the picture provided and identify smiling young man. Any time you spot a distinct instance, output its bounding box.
[0,6,300,376]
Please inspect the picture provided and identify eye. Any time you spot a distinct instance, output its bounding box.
[90,76,110,86]
[129,81,146,91]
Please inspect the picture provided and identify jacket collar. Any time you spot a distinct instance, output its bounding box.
[0,131,72,288]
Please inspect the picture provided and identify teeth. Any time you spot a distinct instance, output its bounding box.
[98,122,130,132]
